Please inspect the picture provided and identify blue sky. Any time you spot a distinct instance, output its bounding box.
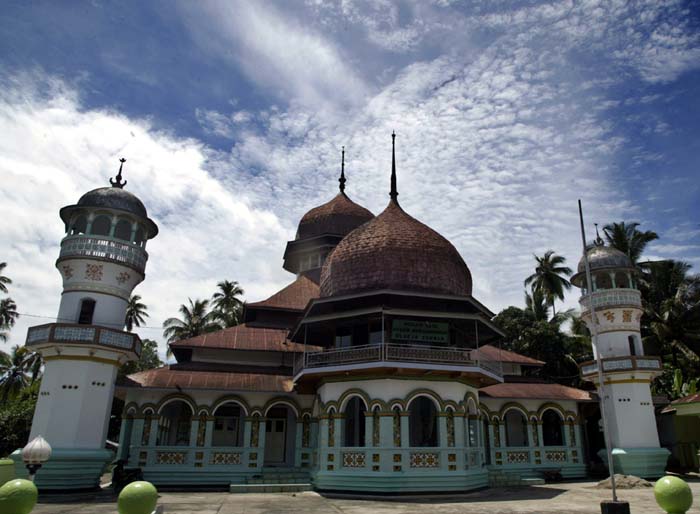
[1,0,699,355]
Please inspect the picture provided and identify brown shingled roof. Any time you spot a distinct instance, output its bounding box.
[247,274,319,311]
[480,382,592,401]
[474,345,545,366]
[320,201,472,298]
[124,366,293,392]
[169,323,320,352]
[297,193,374,239]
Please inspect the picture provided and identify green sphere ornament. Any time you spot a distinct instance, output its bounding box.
[654,475,693,514]
[117,481,158,514]
[0,478,38,514]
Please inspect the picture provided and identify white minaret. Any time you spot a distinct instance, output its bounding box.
[571,234,669,478]
[13,159,158,490]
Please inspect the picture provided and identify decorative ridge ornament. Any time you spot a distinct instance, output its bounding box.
[110,158,127,188]
[390,131,398,203]
[339,146,346,194]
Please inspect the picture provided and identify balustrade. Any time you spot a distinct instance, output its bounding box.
[580,355,662,377]
[26,322,141,355]
[59,235,148,272]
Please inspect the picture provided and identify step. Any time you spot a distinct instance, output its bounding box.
[230,483,312,494]
[247,477,309,485]
[520,478,546,486]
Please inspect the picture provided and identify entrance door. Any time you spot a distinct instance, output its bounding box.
[264,408,288,465]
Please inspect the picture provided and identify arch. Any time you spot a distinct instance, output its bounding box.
[409,396,439,447]
[499,402,530,420]
[71,215,88,235]
[542,409,564,447]
[368,399,388,412]
[197,407,210,416]
[443,400,461,414]
[212,394,250,416]
[464,391,479,409]
[212,403,245,447]
[388,399,406,412]
[595,271,613,290]
[156,399,193,446]
[536,403,566,421]
[504,409,529,447]
[337,389,371,412]
[343,396,367,447]
[405,389,443,411]
[77,297,96,325]
[140,403,157,416]
[466,397,478,416]
[614,271,630,289]
[479,403,495,420]
[263,397,301,417]
[124,403,138,416]
[156,394,196,415]
[91,214,112,236]
[114,218,133,241]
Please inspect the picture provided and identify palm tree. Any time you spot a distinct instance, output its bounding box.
[524,250,572,315]
[603,221,658,266]
[0,298,19,342]
[0,262,11,294]
[163,298,221,357]
[125,295,149,332]
[211,280,245,328]
[0,345,32,401]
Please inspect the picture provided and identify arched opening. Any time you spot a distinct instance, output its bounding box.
[467,402,478,447]
[264,405,296,466]
[343,397,366,447]
[141,411,153,445]
[91,215,112,237]
[615,272,630,289]
[212,403,244,447]
[114,219,132,241]
[542,410,564,446]
[628,335,638,356]
[78,298,96,325]
[409,396,438,447]
[504,409,529,447]
[157,401,192,446]
[71,215,88,235]
[134,226,146,246]
[595,272,613,290]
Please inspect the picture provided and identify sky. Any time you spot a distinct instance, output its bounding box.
[1,0,699,358]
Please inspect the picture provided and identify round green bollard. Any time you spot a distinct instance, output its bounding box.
[654,476,693,514]
[0,459,15,487]
[117,481,158,514]
[0,478,38,514]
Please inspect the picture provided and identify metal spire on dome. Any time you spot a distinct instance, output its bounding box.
[110,158,127,188]
[390,131,398,202]
[594,223,604,246]
[339,146,346,193]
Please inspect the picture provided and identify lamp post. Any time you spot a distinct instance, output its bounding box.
[21,436,52,482]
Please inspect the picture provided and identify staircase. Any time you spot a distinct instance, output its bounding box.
[229,467,312,493]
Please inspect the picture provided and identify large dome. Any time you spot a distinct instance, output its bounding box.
[571,242,635,287]
[320,201,472,298]
[296,192,374,240]
[76,187,148,219]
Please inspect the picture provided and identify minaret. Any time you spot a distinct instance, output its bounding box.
[571,233,669,478]
[13,159,158,490]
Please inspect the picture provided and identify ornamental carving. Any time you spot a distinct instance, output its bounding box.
[85,264,103,281]
[210,452,242,465]
[493,421,501,447]
[61,264,74,279]
[569,423,576,446]
[545,450,567,463]
[116,271,131,284]
[446,412,455,447]
[141,416,152,445]
[328,414,335,447]
[410,452,439,468]
[393,411,401,447]
[603,311,615,322]
[531,421,539,446]
[302,416,311,448]
[156,451,186,465]
[372,411,380,446]
[622,310,632,323]
[250,416,260,447]
[506,451,529,464]
[196,415,206,447]
[342,452,366,468]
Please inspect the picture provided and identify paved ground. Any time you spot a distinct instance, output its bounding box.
[33,480,700,514]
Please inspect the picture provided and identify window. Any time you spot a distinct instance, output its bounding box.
[114,219,132,241]
[615,272,630,289]
[157,401,192,446]
[212,404,243,446]
[343,397,366,447]
[369,320,383,345]
[78,299,96,325]
[628,335,637,356]
[409,397,438,447]
[91,215,111,236]
[542,410,564,446]
[595,272,612,290]
[335,327,352,349]
[504,410,529,447]
[71,215,88,235]
[134,226,145,246]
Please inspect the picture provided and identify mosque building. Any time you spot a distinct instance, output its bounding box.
[12,136,668,492]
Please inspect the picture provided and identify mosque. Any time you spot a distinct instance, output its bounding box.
[12,136,669,492]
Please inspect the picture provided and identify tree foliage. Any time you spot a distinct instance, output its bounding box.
[603,221,659,266]
[523,250,572,315]
[211,280,245,328]
[118,339,163,380]
[125,294,149,332]
[0,385,37,458]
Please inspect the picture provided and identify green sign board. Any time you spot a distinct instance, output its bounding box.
[391,319,449,344]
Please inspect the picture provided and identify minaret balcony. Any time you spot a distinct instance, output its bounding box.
[26,322,142,357]
[58,235,148,274]
[579,355,662,381]
[293,343,503,384]
[579,288,641,314]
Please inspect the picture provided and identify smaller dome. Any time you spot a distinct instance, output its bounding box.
[76,187,148,219]
[297,193,373,240]
[571,243,635,287]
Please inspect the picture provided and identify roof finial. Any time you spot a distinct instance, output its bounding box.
[594,223,604,246]
[390,131,398,202]
[110,158,127,188]
[339,146,346,193]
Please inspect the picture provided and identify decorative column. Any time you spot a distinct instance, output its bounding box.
[454,413,465,448]
[147,416,159,447]
[189,417,200,447]
[204,417,214,447]
[364,411,373,447]
[400,413,410,448]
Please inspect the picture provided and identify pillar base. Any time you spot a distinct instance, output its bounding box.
[10,448,114,491]
[598,447,670,479]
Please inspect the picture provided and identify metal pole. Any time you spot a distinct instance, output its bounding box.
[578,199,618,502]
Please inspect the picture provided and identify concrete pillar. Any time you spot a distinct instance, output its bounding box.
[204,418,214,447]
[147,416,159,447]
[319,417,329,448]
[379,414,393,448]
[438,414,449,447]
[243,418,253,447]
[189,417,199,447]
[454,414,465,448]
[364,412,373,447]
[400,413,410,448]
[333,415,343,447]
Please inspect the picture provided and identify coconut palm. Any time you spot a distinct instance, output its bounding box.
[524,250,572,315]
[0,298,19,342]
[125,294,149,332]
[163,298,221,356]
[603,222,658,266]
[0,262,11,294]
[211,280,245,328]
[0,345,33,401]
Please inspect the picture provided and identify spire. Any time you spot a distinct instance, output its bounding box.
[390,131,398,202]
[339,146,346,193]
[110,158,127,188]
[594,223,604,246]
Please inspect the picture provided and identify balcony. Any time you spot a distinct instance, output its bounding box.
[26,323,142,356]
[58,235,148,273]
[579,288,641,314]
[580,355,662,379]
[293,343,502,382]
